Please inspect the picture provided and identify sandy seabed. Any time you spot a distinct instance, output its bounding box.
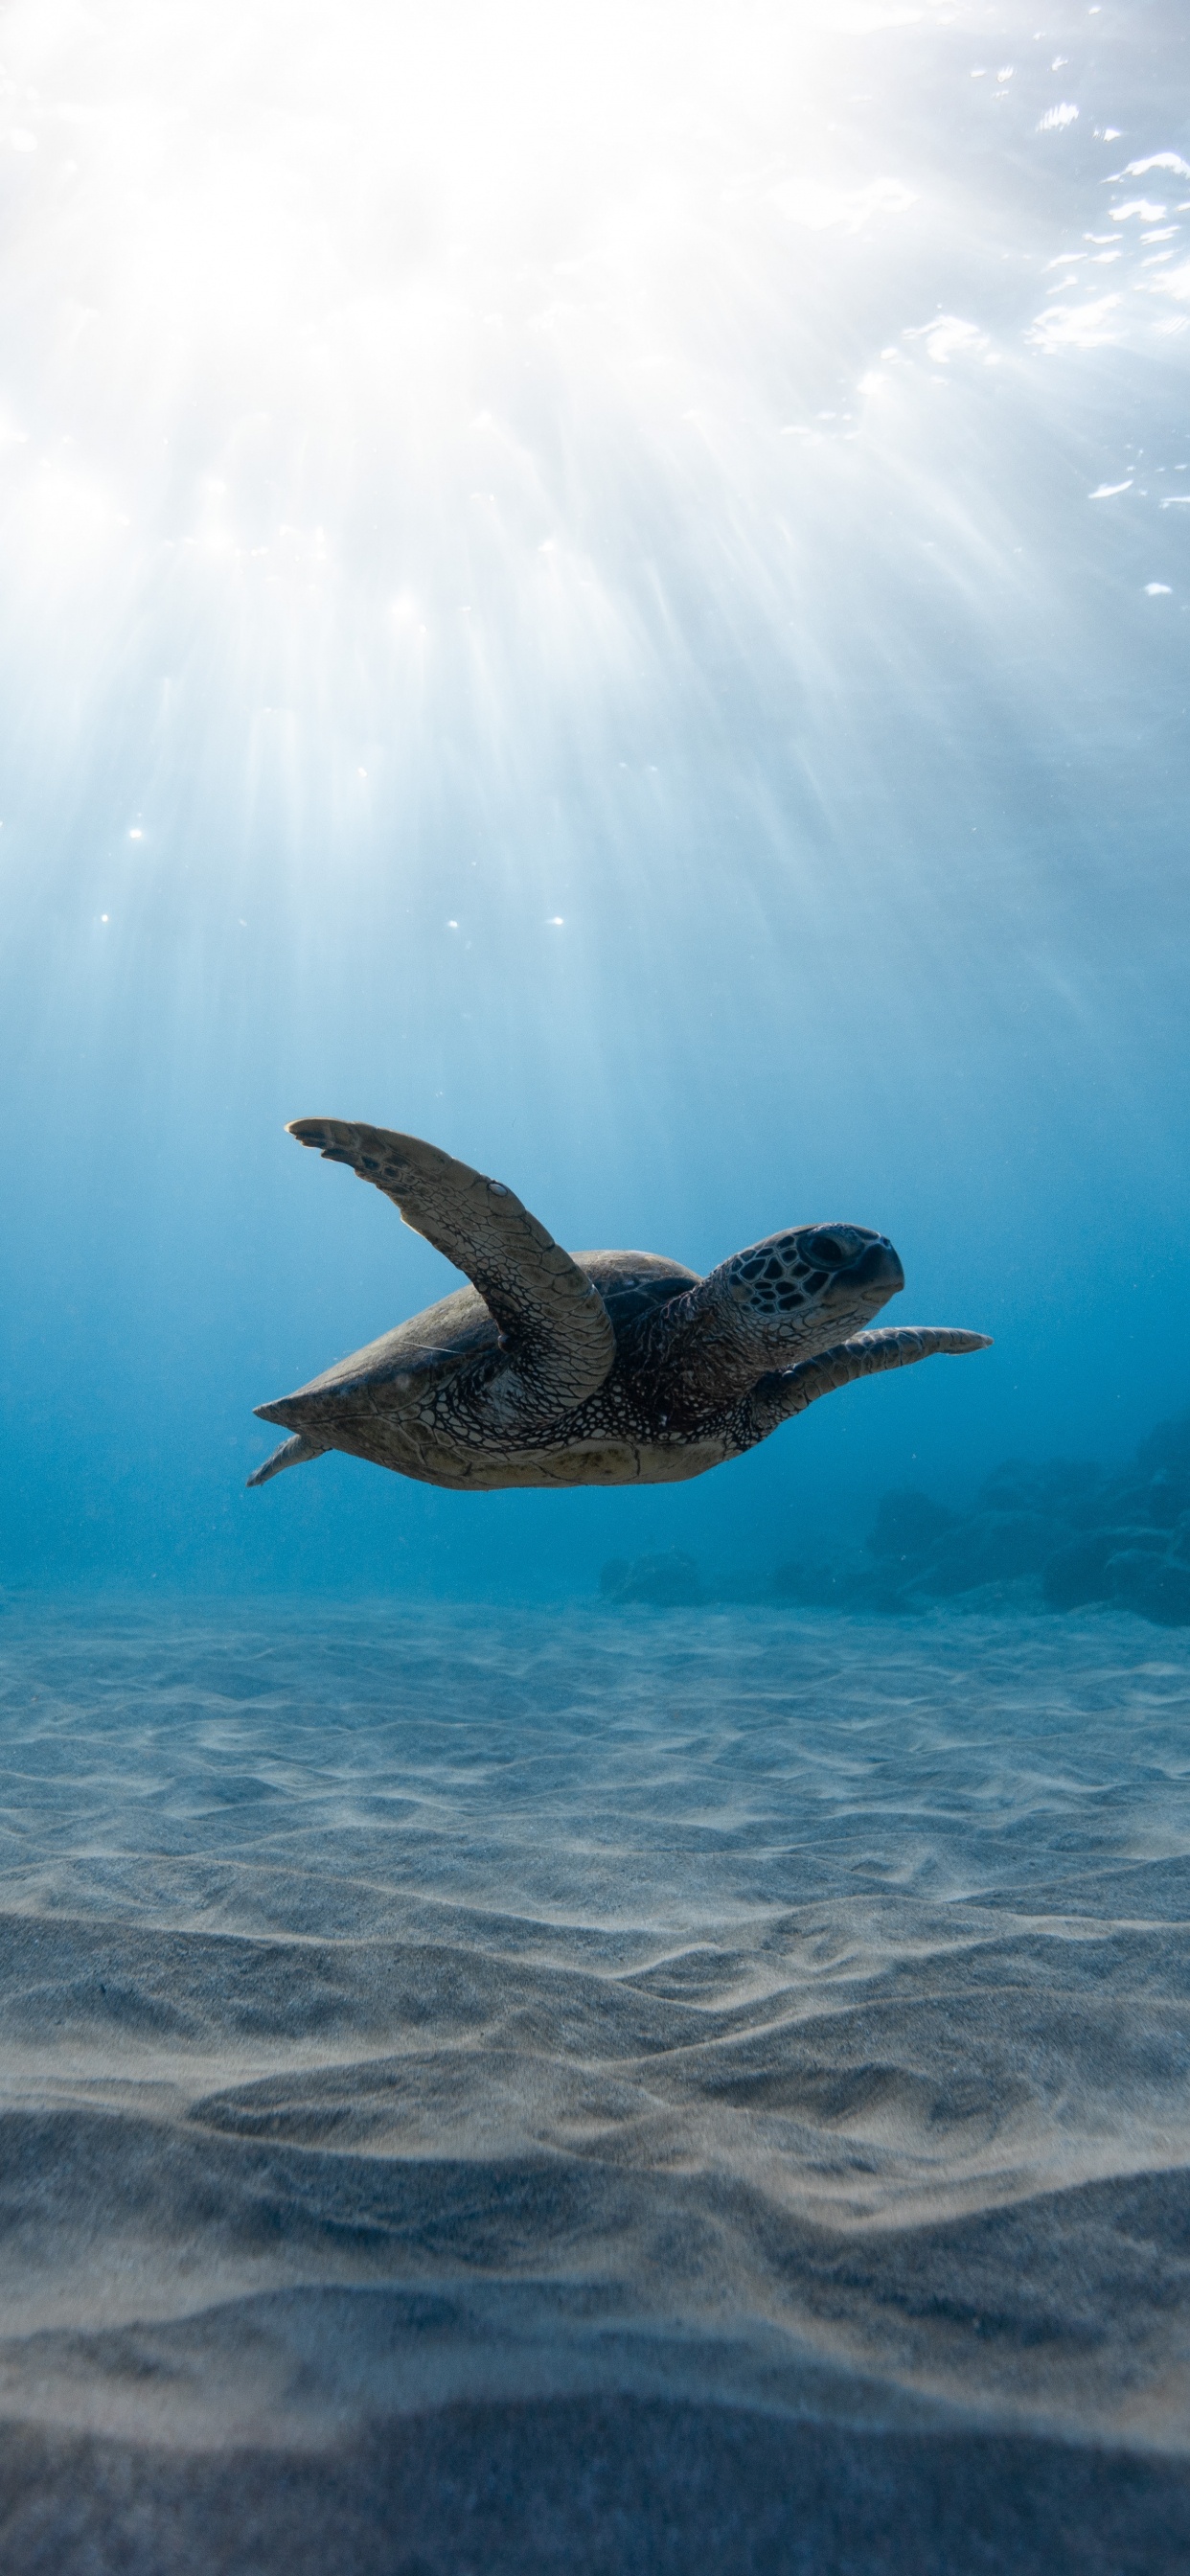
[2,1598,1190,2573]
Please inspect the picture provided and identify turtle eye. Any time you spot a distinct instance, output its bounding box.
[805,1230,848,1268]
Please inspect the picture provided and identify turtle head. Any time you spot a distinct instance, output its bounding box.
[656,1224,904,1411]
[717,1225,904,1367]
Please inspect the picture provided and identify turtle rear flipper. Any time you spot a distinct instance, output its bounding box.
[246,1430,329,1488]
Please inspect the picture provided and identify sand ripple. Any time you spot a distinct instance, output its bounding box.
[2,1602,1190,2567]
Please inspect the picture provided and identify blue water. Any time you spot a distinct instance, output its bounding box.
[3,12,1190,2567]
[2,0,1187,1603]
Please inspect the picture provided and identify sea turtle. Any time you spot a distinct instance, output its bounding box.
[248,1119,991,1493]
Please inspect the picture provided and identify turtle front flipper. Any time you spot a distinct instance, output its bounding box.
[286,1119,615,1413]
[750,1326,993,1437]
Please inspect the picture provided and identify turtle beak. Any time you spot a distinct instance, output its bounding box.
[849,1236,904,1296]
[801,1226,904,1294]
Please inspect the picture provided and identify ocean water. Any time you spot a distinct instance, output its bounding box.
[2,0,1190,2566]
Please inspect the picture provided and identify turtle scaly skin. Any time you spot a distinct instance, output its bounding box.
[248,1121,991,1494]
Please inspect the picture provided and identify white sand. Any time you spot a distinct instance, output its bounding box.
[2,1600,1189,2571]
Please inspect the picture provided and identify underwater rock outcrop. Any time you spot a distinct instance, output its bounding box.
[855,1421,1190,1618]
[602,1414,1190,1626]
[776,1412,1190,1625]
